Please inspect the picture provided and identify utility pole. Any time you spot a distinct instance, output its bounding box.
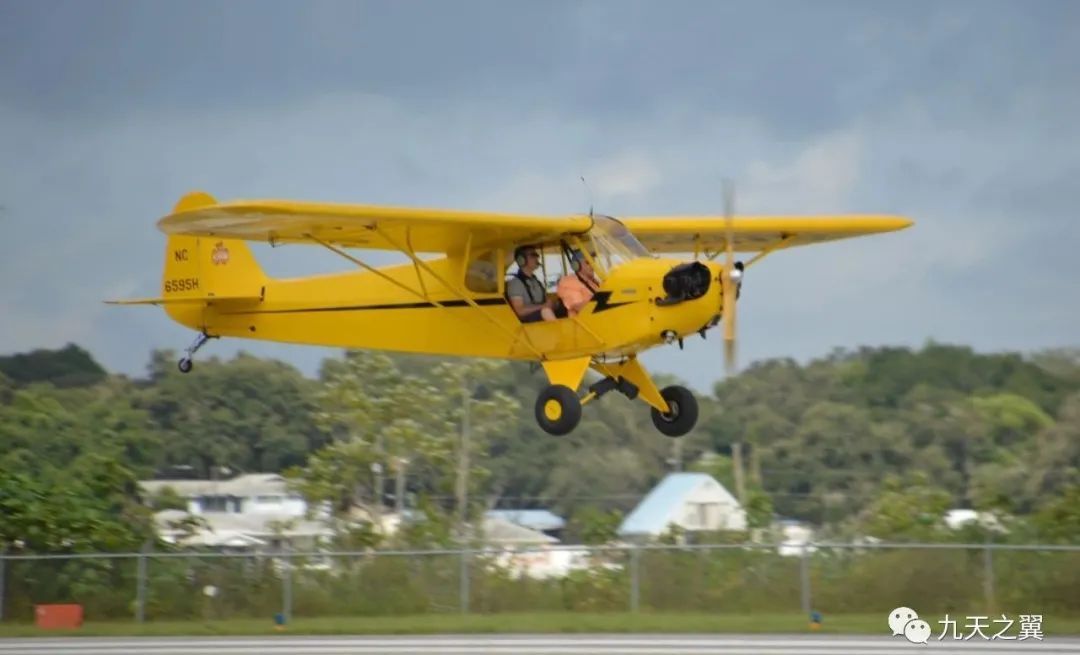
[374,433,385,508]
[750,442,762,486]
[732,442,746,503]
[394,457,407,514]
[456,374,471,536]
[370,460,383,530]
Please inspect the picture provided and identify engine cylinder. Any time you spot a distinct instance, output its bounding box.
[658,262,711,305]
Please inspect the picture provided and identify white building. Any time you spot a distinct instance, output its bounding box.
[140,473,314,518]
[140,473,332,552]
[774,519,816,557]
[617,472,747,540]
[944,508,1007,533]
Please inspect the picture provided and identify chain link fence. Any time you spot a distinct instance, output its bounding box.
[2,542,1079,622]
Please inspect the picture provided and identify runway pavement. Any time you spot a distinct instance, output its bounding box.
[1,635,1079,654]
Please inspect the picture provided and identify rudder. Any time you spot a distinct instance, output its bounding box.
[161,192,267,324]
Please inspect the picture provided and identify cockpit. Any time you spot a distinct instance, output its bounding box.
[463,214,654,297]
[580,214,654,278]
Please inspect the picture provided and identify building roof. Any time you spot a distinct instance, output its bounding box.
[481,516,559,545]
[154,509,333,547]
[485,509,565,531]
[944,508,1006,532]
[140,473,293,498]
[618,472,738,537]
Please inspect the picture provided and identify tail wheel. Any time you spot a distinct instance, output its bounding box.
[651,385,698,437]
[535,384,582,436]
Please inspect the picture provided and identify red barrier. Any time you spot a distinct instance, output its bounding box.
[34,604,83,629]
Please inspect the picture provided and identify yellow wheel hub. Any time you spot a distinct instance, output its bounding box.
[543,399,563,421]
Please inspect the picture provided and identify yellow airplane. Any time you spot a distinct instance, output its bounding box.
[108,189,911,437]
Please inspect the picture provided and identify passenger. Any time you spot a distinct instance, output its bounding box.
[507,245,556,323]
[557,249,600,317]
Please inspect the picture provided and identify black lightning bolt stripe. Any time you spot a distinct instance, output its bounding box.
[591,291,634,313]
[224,297,508,315]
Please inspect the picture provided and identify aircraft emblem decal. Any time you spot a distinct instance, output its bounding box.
[211,242,230,266]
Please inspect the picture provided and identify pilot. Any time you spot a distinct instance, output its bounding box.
[508,245,556,323]
[557,249,600,317]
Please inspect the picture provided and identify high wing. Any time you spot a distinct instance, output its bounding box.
[157,193,593,253]
[620,215,913,254]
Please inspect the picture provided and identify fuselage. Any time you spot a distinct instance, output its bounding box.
[168,254,726,363]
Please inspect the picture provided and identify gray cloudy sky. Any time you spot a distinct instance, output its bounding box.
[2,0,1078,392]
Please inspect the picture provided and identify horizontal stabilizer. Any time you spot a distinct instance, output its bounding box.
[105,293,261,306]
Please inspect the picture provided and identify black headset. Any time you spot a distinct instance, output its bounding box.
[514,246,531,267]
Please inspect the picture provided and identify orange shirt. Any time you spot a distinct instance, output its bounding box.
[557,274,598,316]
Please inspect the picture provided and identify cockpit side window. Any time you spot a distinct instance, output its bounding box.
[465,249,501,294]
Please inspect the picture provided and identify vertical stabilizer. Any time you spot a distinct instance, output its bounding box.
[160,191,267,326]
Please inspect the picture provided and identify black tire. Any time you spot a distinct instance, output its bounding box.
[651,385,698,437]
[535,384,582,436]
[178,358,193,374]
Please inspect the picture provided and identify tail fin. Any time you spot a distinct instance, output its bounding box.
[106,192,266,332]
[161,191,267,301]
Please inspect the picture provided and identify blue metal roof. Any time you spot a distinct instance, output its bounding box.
[618,472,715,536]
[485,509,565,531]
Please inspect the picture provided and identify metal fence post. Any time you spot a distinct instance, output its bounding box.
[459,549,470,614]
[983,542,995,613]
[135,545,148,623]
[0,549,6,622]
[630,545,640,613]
[282,544,293,624]
[799,544,811,615]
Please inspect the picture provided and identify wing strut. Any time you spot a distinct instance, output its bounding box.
[742,234,798,269]
[303,233,448,309]
[374,229,546,360]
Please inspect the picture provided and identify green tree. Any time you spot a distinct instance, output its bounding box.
[294,352,518,546]
[0,343,106,388]
[143,350,322,477]
[1031,484,1080,543]
[570,505,624,545]
[1027,392,1080,498]
[854,473,953,541]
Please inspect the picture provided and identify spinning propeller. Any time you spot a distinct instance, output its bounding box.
[721,179,742,376]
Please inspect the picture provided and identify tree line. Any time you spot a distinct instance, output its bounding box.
[2,341,1079,555]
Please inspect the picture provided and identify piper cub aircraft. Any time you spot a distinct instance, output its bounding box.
[109,190,911,437]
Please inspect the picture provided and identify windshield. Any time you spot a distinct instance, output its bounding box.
[586,214,653,274]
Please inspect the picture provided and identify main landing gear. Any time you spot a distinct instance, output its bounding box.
[535,385,582,436]
[649,385,698,437]
[177,332,213,373]
[533,362,699,438]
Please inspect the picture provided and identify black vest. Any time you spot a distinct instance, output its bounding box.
[513,270,545,305]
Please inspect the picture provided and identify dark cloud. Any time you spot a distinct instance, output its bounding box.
[1,0,1078,388]
[6,1,1077,130]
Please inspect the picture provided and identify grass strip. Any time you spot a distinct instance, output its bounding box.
[1,612,1077,638]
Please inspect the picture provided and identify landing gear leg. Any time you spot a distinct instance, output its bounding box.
[178,332,211,374]
[592,357,699,437]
